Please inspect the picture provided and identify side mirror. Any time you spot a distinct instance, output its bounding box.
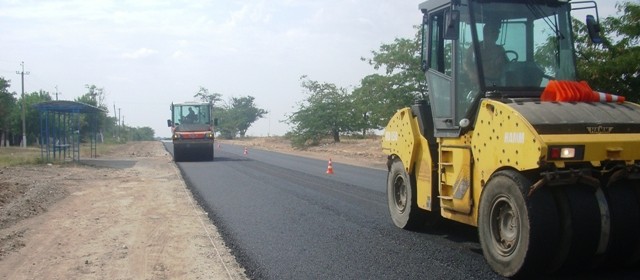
[586,15,602,44]
[444,10,460,40]
[167,119,172,127]
[213,118,219,126]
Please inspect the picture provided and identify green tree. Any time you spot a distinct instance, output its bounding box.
[215,107,239,139]
[193,86,222,105]
[75,85,109,143]
[286,76,352,147]
[84,84,105,107]
[0,77,16,146]
[103,115,120,142]
[129,126,155,141]
[230,96,267,137]
[572,2,640,102]
[12,90,52,145]
[216,95,267,139]
[351,74,418,132]
[354,27,425,130]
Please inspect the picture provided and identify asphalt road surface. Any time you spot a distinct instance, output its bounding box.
[163,142,638,280]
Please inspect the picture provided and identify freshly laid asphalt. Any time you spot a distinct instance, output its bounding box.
[165,142,497,280]
[164,142,640,280]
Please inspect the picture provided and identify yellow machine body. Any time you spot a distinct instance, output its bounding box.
[382,99,640,227]
[385,0,640,277]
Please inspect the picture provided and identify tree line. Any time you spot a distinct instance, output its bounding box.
[0,80,270,146]
[285,2,640,147]
[0,82,155,147]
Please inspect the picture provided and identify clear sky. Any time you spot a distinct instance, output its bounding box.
[0,0,621,138]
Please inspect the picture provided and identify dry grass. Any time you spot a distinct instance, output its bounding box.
[0,143,127,167]
[0,147,42,167]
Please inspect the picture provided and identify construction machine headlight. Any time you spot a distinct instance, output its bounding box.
[172,133,180,140]
[548,145,584,160]
[206,132,214,139]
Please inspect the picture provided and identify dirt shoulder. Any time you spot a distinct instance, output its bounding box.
[0,141,246,280]
[0,137,385,279]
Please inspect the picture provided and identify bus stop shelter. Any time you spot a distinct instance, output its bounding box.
[33,101,106,162]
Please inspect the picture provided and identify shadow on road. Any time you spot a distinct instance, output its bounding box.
[211,156,251,162]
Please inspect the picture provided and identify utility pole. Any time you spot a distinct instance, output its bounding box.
[16,62,30,148]
[54,85,62,100]
[113,103,117,138]
[118,108,121,141]
[122,115,126,141]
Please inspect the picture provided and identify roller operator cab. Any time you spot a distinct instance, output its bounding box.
[382,0,640,277]
[167,102,216,162]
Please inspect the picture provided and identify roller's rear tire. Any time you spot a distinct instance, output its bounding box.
[603,175,640,268]
[478,170,560,278]
[205,145,214,161]
[630,182,640,267]
[173,145,183,162]
[554,184,601,271]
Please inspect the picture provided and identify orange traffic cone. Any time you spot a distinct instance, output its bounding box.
[541,80,625,103]
[326,158,334,175]
[243,147,248,155]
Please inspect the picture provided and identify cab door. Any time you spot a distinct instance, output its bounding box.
[424,7,458,138]
[422,4,474,215]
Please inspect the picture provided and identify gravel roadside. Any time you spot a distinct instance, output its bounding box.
[0,141,247,279]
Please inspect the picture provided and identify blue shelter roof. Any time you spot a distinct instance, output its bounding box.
[33,100,106,114]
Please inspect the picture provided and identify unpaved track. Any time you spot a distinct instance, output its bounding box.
[0,141,246,279]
